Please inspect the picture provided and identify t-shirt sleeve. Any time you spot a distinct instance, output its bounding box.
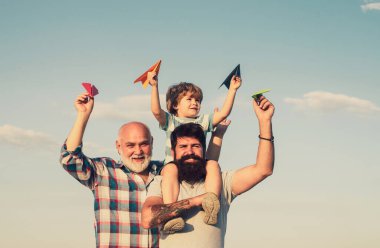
[222,171,237,204]
[159,112,171,131]
[206,113,214,132]
[147,175,163,198]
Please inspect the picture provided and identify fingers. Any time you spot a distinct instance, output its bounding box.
[222,119,231,126]
[231,75,241,82]
[213,107,219,113]
[253,96,272,110]
[76,93,93,104]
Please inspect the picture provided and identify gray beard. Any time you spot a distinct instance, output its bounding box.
[121,155,151,173]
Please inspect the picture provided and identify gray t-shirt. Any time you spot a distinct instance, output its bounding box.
[146,171,236,248]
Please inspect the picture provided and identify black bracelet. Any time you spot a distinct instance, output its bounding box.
[258,135,274,142]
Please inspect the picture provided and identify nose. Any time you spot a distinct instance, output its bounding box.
[134,145,143,154]
[185,146,195,155]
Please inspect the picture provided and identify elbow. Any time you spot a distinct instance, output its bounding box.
[141,209,153,229]
[142,220,151,229]
[263,167,274,178]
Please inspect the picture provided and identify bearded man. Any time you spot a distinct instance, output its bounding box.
[142,97,275,248]
[60,92,162,248]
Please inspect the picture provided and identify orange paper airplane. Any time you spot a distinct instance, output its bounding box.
[134,60,162,88]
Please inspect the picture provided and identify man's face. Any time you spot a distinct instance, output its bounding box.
[173,136,204,162]
[116,124,152,173]
[173,136,206,183]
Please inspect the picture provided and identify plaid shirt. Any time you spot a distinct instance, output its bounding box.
[60,143,161,248]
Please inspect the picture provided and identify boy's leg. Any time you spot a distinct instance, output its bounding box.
[161,162,179,204]
[203,160,221,225]
[161,162,184,233]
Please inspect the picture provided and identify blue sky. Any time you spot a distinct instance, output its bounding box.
[1,1,379,247]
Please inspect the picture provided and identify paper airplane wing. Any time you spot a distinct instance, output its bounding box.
[219,64,241,89]
[252,89,271,99]
[82,82,99,97]
[134,60,162,88]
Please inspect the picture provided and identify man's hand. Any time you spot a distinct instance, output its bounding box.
[229,75,242,91]
[212,107,231,139]
[253,96,275,122]
[148,71,158,87]
[74,93,94,115]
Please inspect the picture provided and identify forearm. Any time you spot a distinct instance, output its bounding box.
[206,134,223,161]
[142,195,205,229]
[213,89,237,125]
[151,85,164,119]
[66,113,90,151]
[256,119,274,175]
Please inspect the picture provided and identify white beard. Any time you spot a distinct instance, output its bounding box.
[120,153,151,173]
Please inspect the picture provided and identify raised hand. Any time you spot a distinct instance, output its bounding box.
[147,71,158,87]
[252,96,275,122]
[74,93,94,115]
[229,75,242,91]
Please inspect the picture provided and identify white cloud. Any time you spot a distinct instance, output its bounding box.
[0,124,58,150]
[92,94,165,121]
[361,1,380,12]
[284,91,380,115]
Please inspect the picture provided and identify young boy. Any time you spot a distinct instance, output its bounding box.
[147,71,241,233]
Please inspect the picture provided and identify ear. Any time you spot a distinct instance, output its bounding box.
[173,104,179,110]
[115,140,121,155]
[170,149,175,160]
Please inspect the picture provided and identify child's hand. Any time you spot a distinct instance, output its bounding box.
[230,75,242,90]
[148,71,158,86]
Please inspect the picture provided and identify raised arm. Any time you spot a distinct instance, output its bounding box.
[212,76,241,126]
[206,108,231,161]
[66,93,94,151]
[148,71,166,126]
[231,96,275,195]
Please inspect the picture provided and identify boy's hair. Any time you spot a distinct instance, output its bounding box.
[166,82,203,115]
[170,123,206,156]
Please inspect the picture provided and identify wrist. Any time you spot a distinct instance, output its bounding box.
[258,135,274,142]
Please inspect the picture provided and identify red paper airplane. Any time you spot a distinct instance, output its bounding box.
[82,82,99,97]
[134,60,162,88]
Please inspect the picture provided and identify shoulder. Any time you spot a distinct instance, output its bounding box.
[149,160,164,175]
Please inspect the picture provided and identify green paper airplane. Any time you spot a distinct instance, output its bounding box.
[252,89,271,100]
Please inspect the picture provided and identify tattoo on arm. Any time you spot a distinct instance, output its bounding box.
[149,199,192,226]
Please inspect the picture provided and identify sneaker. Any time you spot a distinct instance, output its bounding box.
[202,192,220,225]
[162,217,185,234]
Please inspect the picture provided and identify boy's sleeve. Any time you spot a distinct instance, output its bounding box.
[206,113,214,132]
[159,111,170,131]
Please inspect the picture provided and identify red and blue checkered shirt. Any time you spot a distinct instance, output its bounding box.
[60,143,161,248]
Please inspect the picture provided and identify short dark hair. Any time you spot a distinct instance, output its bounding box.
[166,82,203,115]
[170,123,206,155]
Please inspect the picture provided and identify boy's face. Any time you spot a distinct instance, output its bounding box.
[175,92,201,118]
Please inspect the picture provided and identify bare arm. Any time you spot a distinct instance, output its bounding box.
[142,194,205,229]
[206,109,231,161]
[231,97,275,195]
[148,71,166,126]
[66,93,94,151]
[212,76,241,126]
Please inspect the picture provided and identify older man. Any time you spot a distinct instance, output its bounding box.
[60,92,162,247]
[142,97,275,248]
